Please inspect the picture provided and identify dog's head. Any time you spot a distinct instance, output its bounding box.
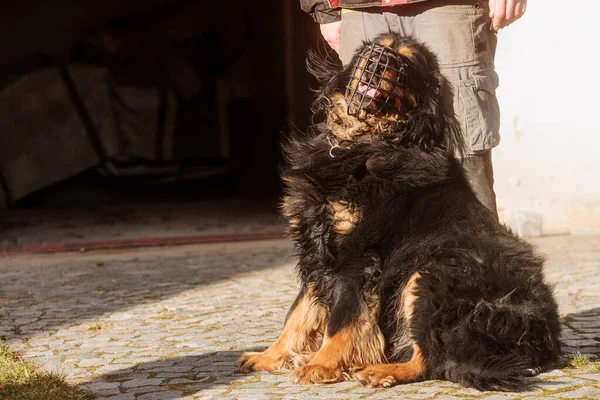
[308,32,465,155]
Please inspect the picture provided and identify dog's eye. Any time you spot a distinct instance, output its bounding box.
[371,53,388,63]
[367,62,385,76]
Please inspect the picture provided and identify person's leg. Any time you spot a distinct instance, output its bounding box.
[407,1,500,216]
[461,151,498,218]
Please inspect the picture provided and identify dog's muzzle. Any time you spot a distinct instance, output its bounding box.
[345,43,409,119]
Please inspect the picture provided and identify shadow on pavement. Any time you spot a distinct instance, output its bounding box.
[78,349,277,398]
[561,307,600,361]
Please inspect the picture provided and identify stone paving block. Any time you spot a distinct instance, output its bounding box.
[425,397,462,400]
[94,364,133,375]
[137,393,184,400]
[95,387,122,397]
[154,365,193,375]
[98,394,136,400]
[563,338,600,347]
[131,385,170,394]
[78,357,113,368]
[229,395,274,400]
[541,369,571,379]
[121,378,165,388]
[578,373,600,381]
[271,386,311,395]
[562,347,599,355]
[559,386,600,398]
[156,372,192,378]
[537,379,591,393]
[168,377,200,385]
[192,388,230,398]
[520,398,556,400]
[82,381,122,391]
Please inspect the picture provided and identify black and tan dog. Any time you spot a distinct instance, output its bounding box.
[236,32,561,391]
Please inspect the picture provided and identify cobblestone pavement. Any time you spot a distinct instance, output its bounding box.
[0,235,599,399]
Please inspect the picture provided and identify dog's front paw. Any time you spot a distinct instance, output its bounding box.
[236,351,293,372]
[292,364,345,384]
[352,365,397,388]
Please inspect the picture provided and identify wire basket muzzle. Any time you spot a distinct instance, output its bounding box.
[345,43,409,118]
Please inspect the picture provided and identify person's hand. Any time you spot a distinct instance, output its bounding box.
[489,0,527,30]
[320,21,342,53]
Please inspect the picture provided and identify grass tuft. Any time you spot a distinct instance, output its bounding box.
[0,341,95,400]
[86,323,102,332]
[569,351,590,368]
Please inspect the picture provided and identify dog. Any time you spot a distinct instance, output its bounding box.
[236,32,561,391]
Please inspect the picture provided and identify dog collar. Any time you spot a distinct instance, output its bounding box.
[327,135,351,158]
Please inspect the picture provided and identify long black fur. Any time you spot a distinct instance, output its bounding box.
[281,33,561,391]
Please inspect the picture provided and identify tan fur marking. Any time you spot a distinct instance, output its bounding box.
[237,286,327,372]
[378,38,393,47]
[329,200,360,236]
[397,46,414,58]
[280,195,302,220]
[379,69,397,93]
[288,217,301,230]
[293,293,386,384]
[401,272,421,323]
[281,175,299,184]
[281,187,302,230]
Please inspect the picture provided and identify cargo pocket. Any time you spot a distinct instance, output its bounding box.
[459,68,501,152]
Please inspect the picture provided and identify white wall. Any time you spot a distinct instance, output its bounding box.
[493,0,600,235]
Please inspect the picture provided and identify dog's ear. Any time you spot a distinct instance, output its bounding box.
[306,49,347,120]
[306,49,343,84]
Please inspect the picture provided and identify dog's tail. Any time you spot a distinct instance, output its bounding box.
[438,298,561,392]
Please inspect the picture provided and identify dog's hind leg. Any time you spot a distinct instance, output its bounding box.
[237,285,327,372]
[352,272,426,388]
[292,278,386,384]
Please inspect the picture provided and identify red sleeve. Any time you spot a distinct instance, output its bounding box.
[300,0,341,24]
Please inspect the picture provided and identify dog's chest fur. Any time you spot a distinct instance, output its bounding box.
[281,134,382,255]
[280,131,456,282]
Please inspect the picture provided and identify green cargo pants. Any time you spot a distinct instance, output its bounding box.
[339,0,500,217]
